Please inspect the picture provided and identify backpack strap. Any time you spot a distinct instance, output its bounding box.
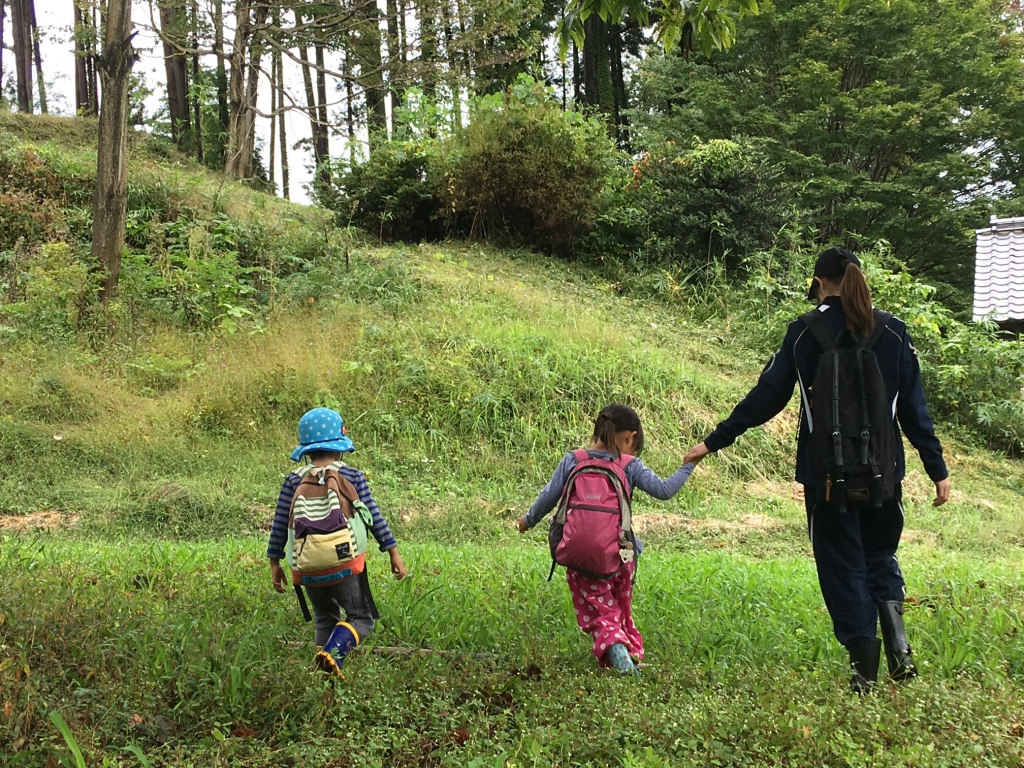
[288,464,360,524]
[862,310,892,506]
[862,309,893,350]
[800,308,837,352]
[800,311,848,508]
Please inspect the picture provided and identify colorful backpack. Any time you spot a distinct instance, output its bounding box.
[547,449,636,580]
[287,462,374,588]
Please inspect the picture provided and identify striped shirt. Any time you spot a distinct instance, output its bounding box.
[267,464,398,560]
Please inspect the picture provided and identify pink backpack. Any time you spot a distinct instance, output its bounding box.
[547,449,636,580]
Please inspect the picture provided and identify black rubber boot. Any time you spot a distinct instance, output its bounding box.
[878,601,917,681]
[847,638,881,695]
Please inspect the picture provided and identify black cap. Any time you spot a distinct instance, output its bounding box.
[808,247,861,301]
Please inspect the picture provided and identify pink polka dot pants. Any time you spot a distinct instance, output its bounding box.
[566,561,642,666]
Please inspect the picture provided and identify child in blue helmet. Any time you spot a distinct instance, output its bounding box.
[267,407,407,675]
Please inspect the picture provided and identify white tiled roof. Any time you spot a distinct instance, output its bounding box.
[974,215,1024,322]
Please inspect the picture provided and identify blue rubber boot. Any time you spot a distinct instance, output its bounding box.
[315,621,360,678]
[606,643,640,678]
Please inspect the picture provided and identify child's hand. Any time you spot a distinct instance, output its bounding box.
[517,515,529,534]
[684,442,710,465]
[389,548,408,580]
[269,560,287,593]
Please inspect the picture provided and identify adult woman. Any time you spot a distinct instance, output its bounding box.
[685,247,951,692]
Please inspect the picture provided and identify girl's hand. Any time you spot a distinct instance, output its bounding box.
[517,515,529,534]
[389,548,408,580]
[933,478,951,507]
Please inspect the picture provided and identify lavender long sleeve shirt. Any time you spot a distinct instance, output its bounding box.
[524,449,696,530]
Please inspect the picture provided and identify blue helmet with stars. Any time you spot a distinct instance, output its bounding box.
[290,407,355,462]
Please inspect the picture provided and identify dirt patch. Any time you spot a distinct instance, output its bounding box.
[900,528,936,545]
[744,480,805,502]
[0,511,78,531]
[763,409,799,440]
[634,512,784,535]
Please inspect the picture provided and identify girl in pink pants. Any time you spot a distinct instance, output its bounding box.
[519,404,701,675]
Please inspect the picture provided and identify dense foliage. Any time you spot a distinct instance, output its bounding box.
[630,0,1024,305]
[584,138,789,275]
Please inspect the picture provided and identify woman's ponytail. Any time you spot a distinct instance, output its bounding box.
[839,264,874,337]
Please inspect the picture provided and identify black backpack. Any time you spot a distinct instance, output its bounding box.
[801,308,897,511]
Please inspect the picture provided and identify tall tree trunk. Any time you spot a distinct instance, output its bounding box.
[344,49,356,166]
[74,0,98,116]
[159,0,190,146]
[295,7,329,185]
[572,41,582,103]
[269,41,276,187]
[11,0,33,112]
[225,0,268,179]
[453,0,472,98]
[386,0,404,117]
[191,0,203,162]
[419,0,437,101]
[276,44,289,200]
[582,15,615,130]
[610,23,628,148]
[354,0,387,146]
[1,0,8,108]
[212,0,228,166]
[92,0,136,301]
[28,0,45,113]
[88,1,98,110]
[440,0,460,130]
[224,0,251,177]
[314,43,331,184]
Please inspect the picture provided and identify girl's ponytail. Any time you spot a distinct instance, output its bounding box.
[591,403,644,457]
[839,263,874,338]
[592,413,620,457]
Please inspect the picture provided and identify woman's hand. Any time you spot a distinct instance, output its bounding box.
[933,478,952,507]
[684,442,711,465]
[517,515,529,534]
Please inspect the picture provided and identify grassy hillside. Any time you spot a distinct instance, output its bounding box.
[2,116,1024,767]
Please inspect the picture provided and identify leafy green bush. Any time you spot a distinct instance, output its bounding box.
[0,242,94,341]
[438,75,617,256]
[323,140,447,243]
[585,138,789,275]
[320,77,616,256]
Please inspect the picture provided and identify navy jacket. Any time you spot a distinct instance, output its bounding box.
[703,297,948,486]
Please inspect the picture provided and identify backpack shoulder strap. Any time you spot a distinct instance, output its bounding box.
[322,466,360,504]
[863,309,893,350]
[800,308,836,353]
[572,448,590,463]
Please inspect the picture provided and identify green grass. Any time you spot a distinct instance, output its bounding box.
[3,538,1024,767]
[1,116,1023,766]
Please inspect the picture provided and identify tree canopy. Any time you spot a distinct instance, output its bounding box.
[631,0,1024,301]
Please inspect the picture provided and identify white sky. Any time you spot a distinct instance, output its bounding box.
[9,0,356,205]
